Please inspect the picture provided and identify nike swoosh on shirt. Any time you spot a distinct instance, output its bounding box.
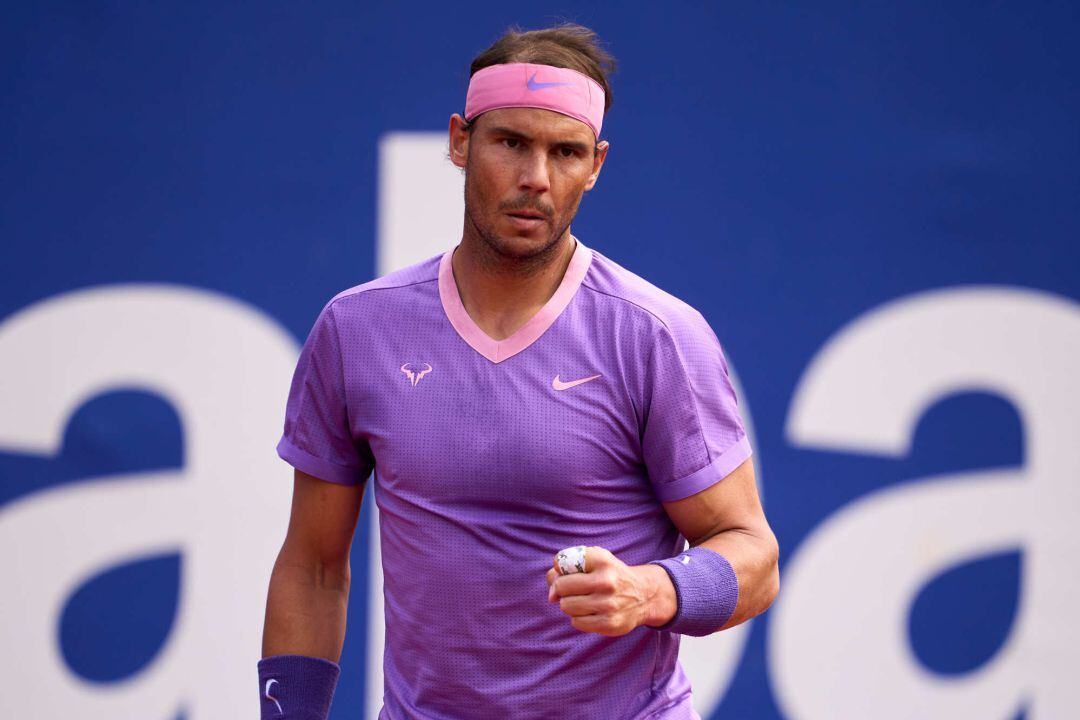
[552,374,602,390]
[527,72,573,91]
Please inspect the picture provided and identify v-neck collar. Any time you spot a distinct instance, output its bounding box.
[438,237,593,364]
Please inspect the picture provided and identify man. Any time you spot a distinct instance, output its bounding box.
[261,23,779,720]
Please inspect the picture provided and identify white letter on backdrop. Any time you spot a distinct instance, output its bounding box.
[0,284,296,718]
[771,286,1080,719]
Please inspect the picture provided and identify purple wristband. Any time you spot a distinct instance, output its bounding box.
[647,546,739,636]
[258,654,340,720]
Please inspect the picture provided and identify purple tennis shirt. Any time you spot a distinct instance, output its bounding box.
[276,236,752,719]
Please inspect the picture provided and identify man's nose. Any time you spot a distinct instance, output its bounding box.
[518,150,552,193]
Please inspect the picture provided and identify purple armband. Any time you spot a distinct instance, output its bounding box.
[258,654,340,720]
[647,546,739,636]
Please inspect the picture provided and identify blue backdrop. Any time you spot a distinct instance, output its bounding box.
[2,2,1077,718]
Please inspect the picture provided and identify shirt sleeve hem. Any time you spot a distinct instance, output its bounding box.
[653,435,753,502]
[276,435,368,486]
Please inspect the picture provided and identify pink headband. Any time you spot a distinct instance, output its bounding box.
[464,62,605,139]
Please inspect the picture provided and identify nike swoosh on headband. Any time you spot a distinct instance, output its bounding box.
[527,72,573,91]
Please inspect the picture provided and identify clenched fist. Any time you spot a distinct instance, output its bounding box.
[545,546,676,636]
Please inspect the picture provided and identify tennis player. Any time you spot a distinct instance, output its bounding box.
[260,23,779,720]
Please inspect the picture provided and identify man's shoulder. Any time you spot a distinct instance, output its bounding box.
[324,251,443,313]
[582,246,707,336]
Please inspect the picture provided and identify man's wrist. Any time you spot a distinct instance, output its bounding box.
[258,654,340,720]
[645,546,740,636]
[637,563,678,628]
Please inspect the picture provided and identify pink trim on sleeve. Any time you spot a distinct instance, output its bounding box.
[276,435,369,486]
[653,435,753,502]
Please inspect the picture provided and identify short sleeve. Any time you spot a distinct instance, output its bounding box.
[276,300,373,485]
[641,311,752,502]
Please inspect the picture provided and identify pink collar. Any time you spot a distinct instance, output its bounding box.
[438,238,593,364]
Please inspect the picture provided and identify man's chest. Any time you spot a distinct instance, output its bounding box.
[348,332,647,513]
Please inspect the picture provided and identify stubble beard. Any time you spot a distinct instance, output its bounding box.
[462,164,582,275]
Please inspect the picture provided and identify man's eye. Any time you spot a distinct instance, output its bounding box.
[558,147,576,158]
[503,138,520,149]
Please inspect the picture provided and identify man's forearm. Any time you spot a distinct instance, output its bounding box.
[638,527,779,632]
[262,551,351,661]
[700,527,779,629]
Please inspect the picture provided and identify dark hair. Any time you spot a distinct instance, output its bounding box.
[470,23,616,113]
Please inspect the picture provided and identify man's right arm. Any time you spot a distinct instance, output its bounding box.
[262,468,366,662]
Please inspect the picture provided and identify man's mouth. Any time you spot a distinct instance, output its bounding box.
[506,210,546,220]
[504,209,548,231]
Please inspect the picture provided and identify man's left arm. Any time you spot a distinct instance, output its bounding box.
[640,455,778,631]
[546,456,779,636]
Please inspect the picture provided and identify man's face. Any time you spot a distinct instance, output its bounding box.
[449,107,609,261]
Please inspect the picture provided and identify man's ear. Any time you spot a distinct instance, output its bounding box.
[448,113,470,169]
[584,139,610,192]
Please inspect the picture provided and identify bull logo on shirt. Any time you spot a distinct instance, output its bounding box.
[400,362,433,387]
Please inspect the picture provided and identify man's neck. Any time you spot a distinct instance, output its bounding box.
[450,232,577,342]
